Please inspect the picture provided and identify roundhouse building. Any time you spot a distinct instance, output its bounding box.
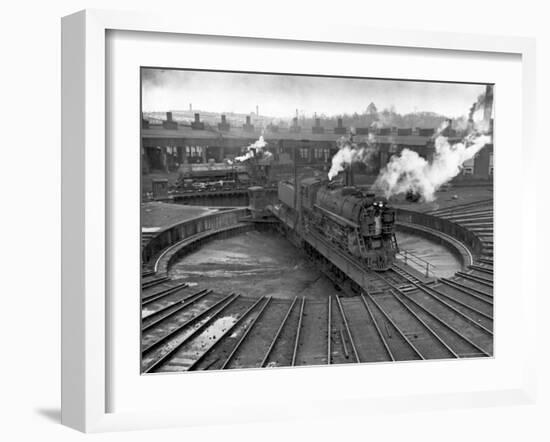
[141,113,494,182]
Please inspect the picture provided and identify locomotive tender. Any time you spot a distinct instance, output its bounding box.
[278,177,398,271]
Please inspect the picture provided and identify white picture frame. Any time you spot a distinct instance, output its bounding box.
[61,9,537,433]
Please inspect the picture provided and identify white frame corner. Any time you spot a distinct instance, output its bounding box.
[61,9,537,433]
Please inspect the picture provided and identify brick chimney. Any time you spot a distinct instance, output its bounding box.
[312,117,324,134]
[162,111,178,129]
[334,117,346,135]
[191,113,204,130]
[218,114,230,131]
[290,116,301,133]
[243,115,254,132]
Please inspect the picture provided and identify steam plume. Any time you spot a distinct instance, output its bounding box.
[373,87,493,202]
[374,133,490,202]
[328,135,377,180]
[234,136,272,162]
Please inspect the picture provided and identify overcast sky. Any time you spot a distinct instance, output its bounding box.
[141,68,488,119]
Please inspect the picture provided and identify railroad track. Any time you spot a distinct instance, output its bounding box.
[141,275,170,289]
[140,199,495,372]
[141,264,493,372]
[374,270,493,357]
[140,268,493,372]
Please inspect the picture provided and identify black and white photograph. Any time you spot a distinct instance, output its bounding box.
[140,68,494,374]
[1,0,548,437]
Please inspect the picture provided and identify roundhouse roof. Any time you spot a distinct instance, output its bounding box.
[142,124,436,145]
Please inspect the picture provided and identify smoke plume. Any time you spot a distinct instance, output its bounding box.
[374,133,491,202]
[234,136,272,162]
[328,135,377,180]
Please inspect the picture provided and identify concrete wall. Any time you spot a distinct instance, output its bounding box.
[142,208,250,264]
[395,208,484,257]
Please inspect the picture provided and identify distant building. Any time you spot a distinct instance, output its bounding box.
[141,113,493,181]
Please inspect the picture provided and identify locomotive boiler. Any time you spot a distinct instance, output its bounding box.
[278,177,398,271]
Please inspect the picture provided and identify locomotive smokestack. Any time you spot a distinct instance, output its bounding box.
[344,164,354,187]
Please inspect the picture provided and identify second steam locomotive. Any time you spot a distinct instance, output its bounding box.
[277,177,398,271]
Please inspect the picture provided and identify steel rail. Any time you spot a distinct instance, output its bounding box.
[141,292,232,355]
[476,258,494,266]
[141,289,212,331]
[419,284,493,321]
[260,297,298,368]
[456,271,493,287]
[334,296,360,363]
[220,297,272,370]
[388,290,459,358]
[359,293,394,361]
[141,281,189,305]
[142,276,170,289]
[386,271,493,335]
[187,297,266,371]
[439,278,493,299]
[390,266,421,283]
[389,290,492,357]
[142,288,208,321]
[365,292,425,360]
[457,266,493,285]
[339,329,349,358]
[144,294,240,373]
[291,297,306,366]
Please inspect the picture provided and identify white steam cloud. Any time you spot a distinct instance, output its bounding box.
[234,136,272,162]
[328,134,377,180]
[374,133,491,202]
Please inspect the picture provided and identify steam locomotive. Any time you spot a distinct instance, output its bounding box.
[278,177,398,271]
